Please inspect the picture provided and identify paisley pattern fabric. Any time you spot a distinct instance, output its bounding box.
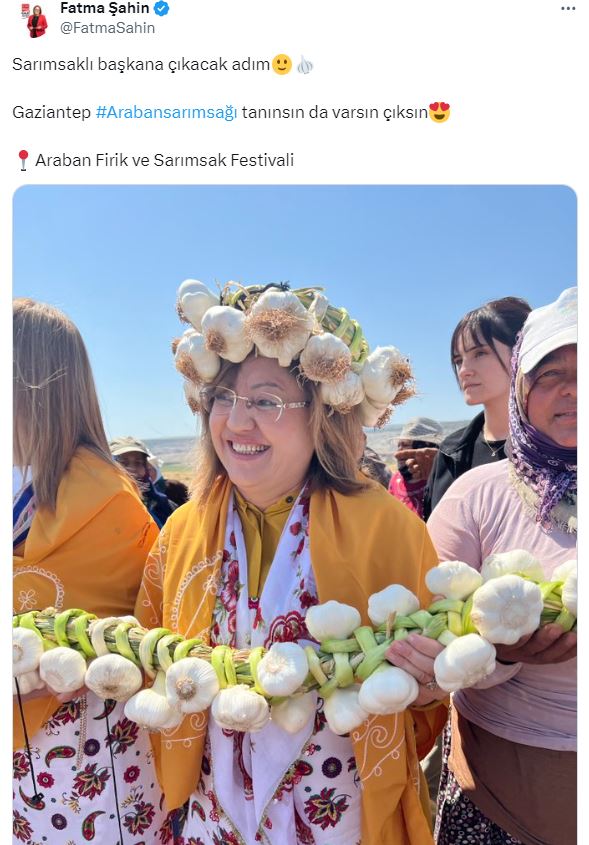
[182,490,361,845]
[13,695,170,844]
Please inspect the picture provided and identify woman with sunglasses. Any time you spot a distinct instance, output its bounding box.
[134,282,448,845]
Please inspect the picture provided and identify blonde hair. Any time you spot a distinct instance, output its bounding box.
[13,298,115,510]
[191,358,371,505]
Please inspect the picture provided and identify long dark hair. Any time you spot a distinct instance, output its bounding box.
[451,297,531,378]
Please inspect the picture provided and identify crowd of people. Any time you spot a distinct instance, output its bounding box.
[13,284,577,845]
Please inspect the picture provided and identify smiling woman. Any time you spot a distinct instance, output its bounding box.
[134,281,448,845]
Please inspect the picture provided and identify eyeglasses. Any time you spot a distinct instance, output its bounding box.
[201,386,310,423]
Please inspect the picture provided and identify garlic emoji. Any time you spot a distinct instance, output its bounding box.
[368,584,420,626]
[201,305,253,363]
[124,670,182,731]
[361,346,412,405]
[175,330,221,384]
[211,684,270,732]
[256,642,309,698]
[85,654,143,702]
[305,600,361,642]
[358,666,418,715]
[323,687,369,736]
[271,693,317,734]
[177,279,219,331]
[299,333,352,384]
[165,657,220,714]
[13,670,45,696]
[297,55,314,74]
[320,371,365,412]
[13,627,44,676]
[245,290,314,367]
[39,647,87,694]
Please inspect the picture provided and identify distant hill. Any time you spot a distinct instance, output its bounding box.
[144,420,471,477]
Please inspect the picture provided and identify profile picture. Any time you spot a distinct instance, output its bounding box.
[27,4,47,37]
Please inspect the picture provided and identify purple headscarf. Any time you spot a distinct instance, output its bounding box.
[507,333,577,530]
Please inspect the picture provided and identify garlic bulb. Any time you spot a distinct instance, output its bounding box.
[434,634,496,692]
[305,600,361,642]
[165,657,220,714]
[552,559,577,583]
[271,693,316,734]
[13,628,44,676]
[323,687,369,735]
[257,642,309,697]
[368,584,420,626]
[358,396,391,428]
[562,570,577,617]
[211,684,270,732]
[320,371,365,412]
[245,290,314,367]
[201,305,253,363]
[358,666,418,714]
[299,333,352,384]
[13,670,45,696]
[175,330,221,384]
[183,379,202,414]
[481,550,544,582]
[309,292,329,323]
[177,280,218,330]
[124,671,181,731]
[425,561,483,601]
[39,647,87,694]
[85,654,143,702]
[361,346,411,405]
[470,574,543,644]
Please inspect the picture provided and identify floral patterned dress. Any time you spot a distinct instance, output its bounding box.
[13,694,171,844]
[181,491,362,845]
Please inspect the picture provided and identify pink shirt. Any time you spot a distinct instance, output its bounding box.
[427,461,576,751]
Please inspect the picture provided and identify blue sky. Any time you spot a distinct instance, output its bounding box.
[13,185,576,439]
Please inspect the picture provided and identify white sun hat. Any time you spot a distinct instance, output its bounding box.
[518,287,577,374]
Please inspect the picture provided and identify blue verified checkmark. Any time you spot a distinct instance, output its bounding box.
[153,1,170,15]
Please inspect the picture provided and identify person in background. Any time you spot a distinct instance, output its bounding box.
[359,432,393,488]
[109,436,176,528]
[423,297,531,519]
[389,417,444,518]
[13,299,168,844]
[27,5,47,37]
[163,478,190,506]
[428,287,577,844]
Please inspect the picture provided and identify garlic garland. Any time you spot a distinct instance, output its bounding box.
[271,693,317,734]
[165,657,220,714]
[299,333,352,384]
[368,584,420,626]
[85,654,143,702]
[305,600,362,642]
[124,670,182,731]
[358,666,418,715]
[245,290,314,367]
[470,574,543,645]
[39,647,87,694]
[434,634,496,692]
[13,627,44,676]
[201,305,253,363]
[425,560,484,601]
[323,687,369,736]
[211,684,270,732]
[320,371,365,412]
[256,642,309,698]
[481,549,544,582]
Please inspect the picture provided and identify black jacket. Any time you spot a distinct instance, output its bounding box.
[423,412,501,520]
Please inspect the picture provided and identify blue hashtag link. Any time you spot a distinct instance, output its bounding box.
[96,106,107,118]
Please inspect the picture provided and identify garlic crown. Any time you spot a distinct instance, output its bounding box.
[470,574,543,644]
[39,647,87,694]
[124,671,181,731]
[425,561,483,601]
[271,693,316,734]
[358,666,418,715]
[367,585,420,626]
[85,654,143,702]
[320,371,365,412]
[323,687,369,735]
[246,290,314,367]
[13,627,44,676]
[481,550,544,582]
[434,634,496,692]
[305,600,362,642]
[165,657,220,714]
[361,346,410,405]
[299,333,352,384]
[211,684,270,732]
[13,670,45,696]
[256,642,309,698]
[201,305,253,363]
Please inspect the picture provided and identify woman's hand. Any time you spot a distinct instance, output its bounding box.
[385,634,447,706]
[495,624,576,665]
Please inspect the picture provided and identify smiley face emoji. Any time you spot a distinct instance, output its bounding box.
[429,102,450,123]
[272,54,292,75]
